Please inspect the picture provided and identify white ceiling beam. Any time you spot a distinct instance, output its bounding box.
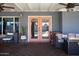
[39,3,40,11]
[48,3,58,11]
[48,3,53,11]
[14,3,24,12]
[26,3,32,10]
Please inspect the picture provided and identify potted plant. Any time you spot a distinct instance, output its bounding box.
[20,25,27,40]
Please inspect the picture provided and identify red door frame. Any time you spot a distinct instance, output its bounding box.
[28,16,52,42]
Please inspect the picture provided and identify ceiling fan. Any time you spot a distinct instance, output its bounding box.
[58,3,79,11]
[0,3,15,12]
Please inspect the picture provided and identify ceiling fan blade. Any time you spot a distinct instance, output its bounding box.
[0,7,4,10]
[74,3,79,6]
[0,3,4,5]
[0,9,2,12]
[0,7,4,12]
[59,3,67,6]
[2,6,15,9]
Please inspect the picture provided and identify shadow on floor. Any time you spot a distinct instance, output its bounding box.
[0,43,67,56]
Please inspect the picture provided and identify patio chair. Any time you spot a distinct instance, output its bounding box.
[54,33,64,49]
[2,35,14,44]
[68,33,76,39]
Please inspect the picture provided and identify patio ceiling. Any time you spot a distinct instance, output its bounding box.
[2,3,79,12]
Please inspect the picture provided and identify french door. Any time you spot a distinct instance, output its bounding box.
[28,16,52,42]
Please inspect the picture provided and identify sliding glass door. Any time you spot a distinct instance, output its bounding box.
[3,18,14,35]
[0,17,2,35]
[0,16,20,36]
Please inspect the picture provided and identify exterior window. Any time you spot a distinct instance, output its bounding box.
[42,20,49,38]
[3,18,13,35]
[0,17,2,35]
[0,16,20,36]
[31,19,38,38]
[15,17,19,33]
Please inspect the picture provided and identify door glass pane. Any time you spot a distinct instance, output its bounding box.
[31,19,38,38]
[3,18,13,35]
[15,17,19,33]
[0,17,2,35]
[42,20,49,38]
